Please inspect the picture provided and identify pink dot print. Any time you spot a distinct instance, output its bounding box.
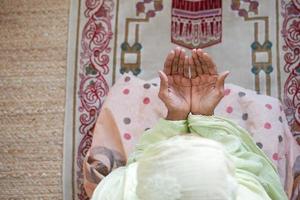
[224,89,231,96]
[226,106,233,113]
[143,97,150,104]
[272,153,280,161]
[264,122,271,129]
[265,104,272,110]
[123,133,132,140]
[124,76,131,82]
[123,88,130,95]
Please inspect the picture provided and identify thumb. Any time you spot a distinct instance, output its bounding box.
[158,71,169,99]
[216,71,230,92]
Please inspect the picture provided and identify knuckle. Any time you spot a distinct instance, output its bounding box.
[158,92,164,99]
[215,89,223,97]
[218,90,225,97]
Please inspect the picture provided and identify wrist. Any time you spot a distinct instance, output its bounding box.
[191,105,215,116]
[191,111,214,116]
[166,111,189,121]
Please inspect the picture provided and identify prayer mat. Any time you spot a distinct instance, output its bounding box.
[65,0,300,199]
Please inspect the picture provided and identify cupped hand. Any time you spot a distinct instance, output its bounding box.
[189,49,229,116]
[158,47,191,120]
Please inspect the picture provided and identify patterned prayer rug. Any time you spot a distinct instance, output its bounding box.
[65,0,300,199]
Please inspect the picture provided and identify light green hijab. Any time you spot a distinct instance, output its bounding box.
[136,135,238,200]
[92,135,239,200]
[92,114,288,200]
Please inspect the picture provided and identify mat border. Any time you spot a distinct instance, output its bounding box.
[63,0,80,199]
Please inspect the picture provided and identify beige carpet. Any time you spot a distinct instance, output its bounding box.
[0,0,69,199]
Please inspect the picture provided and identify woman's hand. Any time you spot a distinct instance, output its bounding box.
[189,49,229,116]
[158,48,191,120]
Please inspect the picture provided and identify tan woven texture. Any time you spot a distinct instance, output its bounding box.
[0,0,69,199]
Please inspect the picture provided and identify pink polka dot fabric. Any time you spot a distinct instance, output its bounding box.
[123,133,132,140]
[97,74,166,154]
[215,83,300,190]
[87,75,300,193]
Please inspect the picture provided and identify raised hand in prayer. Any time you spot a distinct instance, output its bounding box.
[189,49,229,116]
[158,47,191,120]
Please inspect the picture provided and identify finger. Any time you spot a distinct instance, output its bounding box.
[189,56,197,79]
[192,49,203,75]
[163,50,175,75]
[196,49,206,75]
[195,49,207,74]
[183,56,189,78]
[177,48,185,75]
[216,71,230,93]
[158,71,169,99]
[202,51,217,75]
[171,47,181,74]
[201,52,211,74]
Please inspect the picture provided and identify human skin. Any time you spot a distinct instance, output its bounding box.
[158,47,229,120]
[158,47,191,120]
[189,49,229,116]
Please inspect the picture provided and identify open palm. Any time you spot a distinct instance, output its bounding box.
[189,49,229,115]
[191,74,228,115]
[158,48,191,120]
